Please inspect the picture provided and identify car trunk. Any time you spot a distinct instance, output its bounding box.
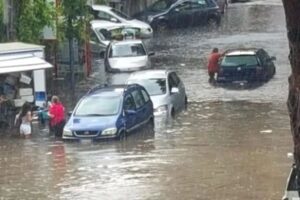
[218,65,258,82]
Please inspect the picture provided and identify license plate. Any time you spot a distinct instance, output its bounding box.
[80,139,92,144]
[233,80,248,84]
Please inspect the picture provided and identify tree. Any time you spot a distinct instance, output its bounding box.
[282,0,300,186]
[15,0,54,43]
[59,0,91,90]
[0,0,4,42]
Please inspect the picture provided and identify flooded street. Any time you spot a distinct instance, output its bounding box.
[0,0,294,199]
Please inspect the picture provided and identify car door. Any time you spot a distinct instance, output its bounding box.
[131,88,147,128]
[123,93,137,131]
[90,29,106,57]
[261,49,275,77]
[140,88,153,119]
[168,1,193,27]
[190,0,210,25]
[171,72,186,108]
[168,73,180,112]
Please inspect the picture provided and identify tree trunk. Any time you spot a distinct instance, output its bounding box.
[283,0,300,186]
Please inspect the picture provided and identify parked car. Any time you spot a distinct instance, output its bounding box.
[216,48,276,83]
[90,21,148,56]
[89,5,153,38]
[133,0,221,31]
[127,70,187,117]
[104,40,154,72]
[63,84,154,140]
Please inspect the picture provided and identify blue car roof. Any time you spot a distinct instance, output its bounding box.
[86,84,141,96]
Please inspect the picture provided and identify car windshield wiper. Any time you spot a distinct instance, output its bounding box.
[75,114,107,116]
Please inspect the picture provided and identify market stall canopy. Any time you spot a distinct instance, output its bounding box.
[0,54,52,74]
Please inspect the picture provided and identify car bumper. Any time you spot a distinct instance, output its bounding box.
[62,134,119,140]
[108,65,151,73]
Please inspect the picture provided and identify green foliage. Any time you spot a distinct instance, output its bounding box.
[60,0,92,42]
[93,0,107,4]
[16,0,54,43]
[0,0,4,42]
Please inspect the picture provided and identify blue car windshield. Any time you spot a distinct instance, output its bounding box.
[75,95,121,116]
[221,55,258,67]
[128,78,167,96]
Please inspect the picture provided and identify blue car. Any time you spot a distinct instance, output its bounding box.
[62,84,154,140]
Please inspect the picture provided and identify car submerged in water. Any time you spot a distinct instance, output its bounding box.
[104,40,154,73]
[216,48,276,83]
[63,84,154,141]
[133,0,221,31]
[127,70,187,117]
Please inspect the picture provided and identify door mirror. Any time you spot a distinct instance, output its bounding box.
[110,18,118,23]
[125,109,137,115]
[171,87,179,94]
[270,56,276,61]
[148,51,155,56]
[68,111,73,117]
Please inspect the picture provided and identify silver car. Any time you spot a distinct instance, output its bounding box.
[127,70,187,117]
[104,40,154,72]
[90,5,153,38]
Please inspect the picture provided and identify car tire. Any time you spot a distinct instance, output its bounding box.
[207,18,219,29]
[171,108,175,118]
[118,130,126,141]
[272,67,276,76]
[184,96,188,110]
[156,21,168,33]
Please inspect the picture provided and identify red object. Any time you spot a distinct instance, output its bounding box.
[207,53,222,73]
[49,103,65,126]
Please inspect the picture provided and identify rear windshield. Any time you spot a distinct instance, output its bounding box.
[128,78,167,96]
[221,55,258,67]
[109,43,146,58]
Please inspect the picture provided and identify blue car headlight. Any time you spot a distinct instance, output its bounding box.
[102,128,117,136]
[63,128,72,136]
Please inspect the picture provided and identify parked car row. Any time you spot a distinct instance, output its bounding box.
[63,69,187,141]
[88,0,225,56]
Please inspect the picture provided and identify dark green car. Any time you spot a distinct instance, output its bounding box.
[217,48,276,83]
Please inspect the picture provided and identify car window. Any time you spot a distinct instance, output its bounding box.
[131,90,145,109]
[168,74,177,91]
[124,94,136,110]
[221,55,259,67]
[141,89,151,102]
[109,43,146,58]
[190,0,208,8]
[128,78,167,96]
[111,8,131,20]
[170,72,180,86]
[90,31,99,43]
[174,2,190,11]
[149,0,175,12]
[96,11,113,21]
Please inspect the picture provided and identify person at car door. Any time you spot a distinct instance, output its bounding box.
[207,48,222,83]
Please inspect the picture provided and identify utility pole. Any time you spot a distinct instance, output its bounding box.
[282,0,300,187]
